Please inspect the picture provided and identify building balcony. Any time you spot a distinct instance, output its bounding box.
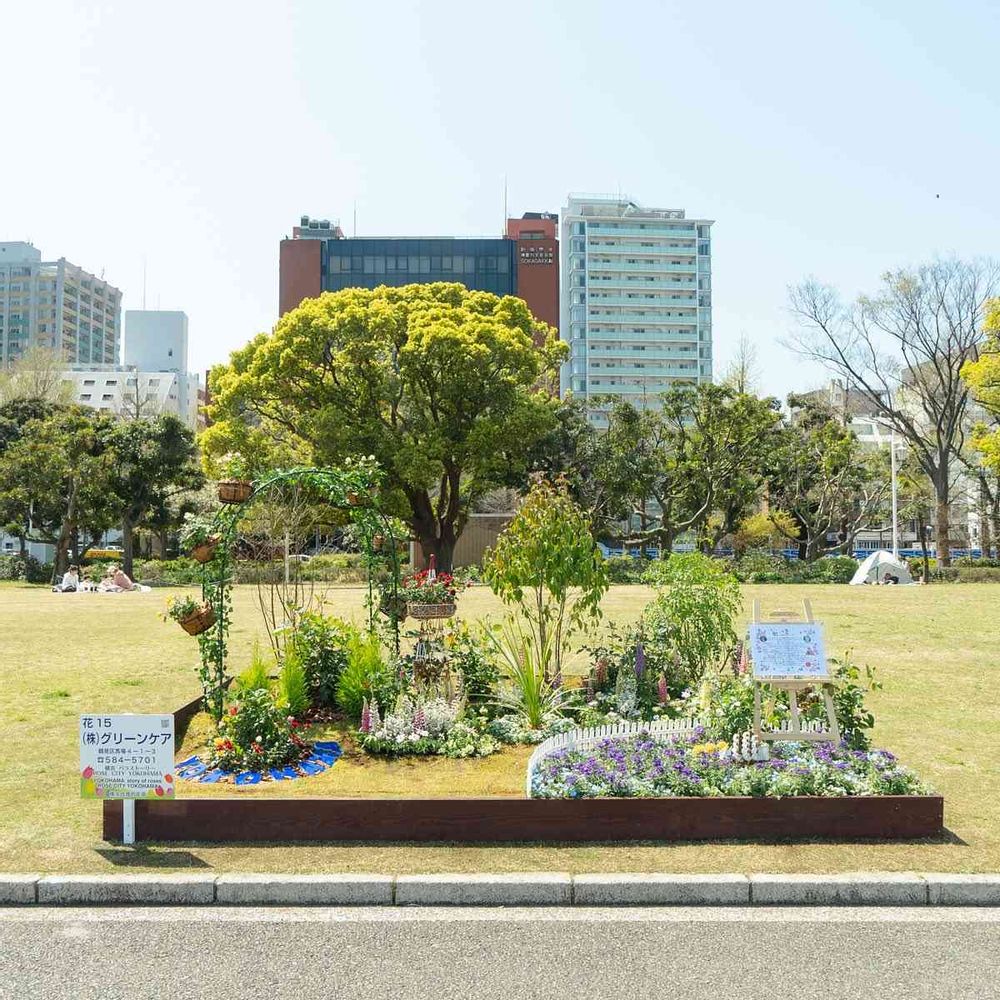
[587,312,697,325]
[587,260,698,274]
[587,241,697,255]
[581,379,700,394]
[587,294,699,307]
[587,365,701,378]
[585,328,700,342]
[587,224,698,238]
[587,278,698,291]
[589,349,700,362]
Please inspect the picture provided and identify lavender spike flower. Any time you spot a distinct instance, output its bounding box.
[360,698,371,734]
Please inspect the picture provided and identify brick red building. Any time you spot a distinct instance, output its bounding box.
[505,212,559,334]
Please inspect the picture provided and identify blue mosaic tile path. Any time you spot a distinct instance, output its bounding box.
[175,741,342,785]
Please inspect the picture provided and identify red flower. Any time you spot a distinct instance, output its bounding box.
[290,719,299,728]
[229,706,238,716]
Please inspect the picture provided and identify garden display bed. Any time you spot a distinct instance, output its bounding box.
[103,793,943,843]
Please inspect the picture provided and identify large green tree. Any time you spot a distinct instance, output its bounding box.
[625,384,782,554]
[203,283,566,570]
[103,415,204,577]
[768,396,890,561]
[0,404,118,577]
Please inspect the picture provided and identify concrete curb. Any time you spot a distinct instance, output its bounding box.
[3,873,999,906]
[574,873,749,906]
[215,874,393,906]
[396,873,573,907]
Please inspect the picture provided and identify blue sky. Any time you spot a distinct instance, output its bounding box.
[5,0,999,400]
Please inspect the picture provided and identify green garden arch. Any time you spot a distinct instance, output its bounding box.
[196,465,402,720]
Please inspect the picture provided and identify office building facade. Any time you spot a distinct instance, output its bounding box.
[0,242,121,366]
[279,215,558,334]
[559,196,713,422]
[60,366,200,430]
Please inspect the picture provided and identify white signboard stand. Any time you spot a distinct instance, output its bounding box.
[80,714,175,845]
[750,599,839,744]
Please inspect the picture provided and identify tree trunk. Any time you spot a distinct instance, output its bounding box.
[917,512,931,582]
[935,497,951,567]
[121,516,135,578]
[978,476,991,559]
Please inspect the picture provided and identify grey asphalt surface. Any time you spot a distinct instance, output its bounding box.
[2,906,1000,1000]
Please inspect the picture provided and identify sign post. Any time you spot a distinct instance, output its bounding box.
[749,599,839,744]
[79,714,175,845]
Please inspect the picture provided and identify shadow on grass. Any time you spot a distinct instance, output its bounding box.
[95,847,210,868]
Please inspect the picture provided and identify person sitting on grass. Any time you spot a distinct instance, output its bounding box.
[97,565,134,592]
[112,565,136,591]
[52,564,80,593]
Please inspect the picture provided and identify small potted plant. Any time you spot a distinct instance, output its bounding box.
[399,556,464,619]
[180,512,220,564]
[217,456,253,505]
[164,594,216,636]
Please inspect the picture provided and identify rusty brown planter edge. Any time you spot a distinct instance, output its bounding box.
[103,794,944,844]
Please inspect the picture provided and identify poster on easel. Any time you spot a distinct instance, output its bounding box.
[748,621,829,682]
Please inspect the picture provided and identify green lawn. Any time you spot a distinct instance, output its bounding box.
[1,580,998,874]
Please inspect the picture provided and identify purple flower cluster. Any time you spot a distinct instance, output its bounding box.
[530,731,927,799]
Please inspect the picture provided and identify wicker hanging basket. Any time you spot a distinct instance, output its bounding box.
[407,602,456,620]
[178,603,216,636]
[218,479,253,504]
[189,537,220,564]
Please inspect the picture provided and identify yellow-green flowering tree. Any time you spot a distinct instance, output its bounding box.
[203,283,565,571]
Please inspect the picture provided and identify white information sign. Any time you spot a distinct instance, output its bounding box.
[748,622,829,681]
[79,714,175,801]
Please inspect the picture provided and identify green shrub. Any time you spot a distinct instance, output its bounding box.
[133,557,202,586]
[277,647,310,718]
[730,550,789,583]
[0,553,51,583]
[443,621,499,708]
[603,555,652,584]
[234,641,272,697]
[335,630,396,720]
[289,611,353,708]
[804,556,857,584]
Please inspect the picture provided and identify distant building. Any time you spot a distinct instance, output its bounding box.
[559,195,713,424]
[0,241,121,365]
[123,310,188,373]
[506,213,559,334]
[60,365,200,430]
[279,214,559,335]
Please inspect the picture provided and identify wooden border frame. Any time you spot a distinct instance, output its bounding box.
[103,794,944,843]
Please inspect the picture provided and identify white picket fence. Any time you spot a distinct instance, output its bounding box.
[524,717,704,797]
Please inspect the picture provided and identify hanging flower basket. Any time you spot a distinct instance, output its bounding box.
[346,491,365,506]
[372,533,385,551]
[218,479,253,504]
[407,602,456,620]
[189,536,220,564]
[179,603,217,636]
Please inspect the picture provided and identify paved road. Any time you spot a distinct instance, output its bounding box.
[2,906,1000,999]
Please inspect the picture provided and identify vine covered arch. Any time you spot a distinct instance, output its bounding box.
[197,464,402,720]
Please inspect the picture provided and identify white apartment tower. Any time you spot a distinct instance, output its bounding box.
[0,242,121,365]
[560,195,713,422]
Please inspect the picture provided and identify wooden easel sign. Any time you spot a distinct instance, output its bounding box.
[750,599,840,744]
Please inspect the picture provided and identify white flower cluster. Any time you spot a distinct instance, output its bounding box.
[370,696,460,742]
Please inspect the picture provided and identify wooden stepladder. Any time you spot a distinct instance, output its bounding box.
[750,598,840,744]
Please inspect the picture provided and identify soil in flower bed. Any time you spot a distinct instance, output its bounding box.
[176,710,533,798]
[530,730,929,799]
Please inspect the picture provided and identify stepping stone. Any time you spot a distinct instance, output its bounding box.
[268,768,288,781]
[235,772,262,786]
[279,767,299,779]
[176,756,201,768]
[198,770,226,783]
[298,761,326,775]
[313,741,341,752]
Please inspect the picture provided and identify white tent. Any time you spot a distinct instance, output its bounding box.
[849,550,915,586]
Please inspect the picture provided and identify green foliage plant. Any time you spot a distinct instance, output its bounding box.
[642,552,742,689]
[483,477,608,678]
[276,646,310,719]
[335,630,397,721]
[488,619,571,731]
[290,611,353,708]
[234,640,272,697]
[210,688,303,772]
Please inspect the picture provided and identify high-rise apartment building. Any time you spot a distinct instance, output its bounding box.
[280,215,559,336]
[0,242,121,365]
[559,195,713,422]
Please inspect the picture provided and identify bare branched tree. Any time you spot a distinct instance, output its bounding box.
[721,332,762,395]
[789,258,999,564]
